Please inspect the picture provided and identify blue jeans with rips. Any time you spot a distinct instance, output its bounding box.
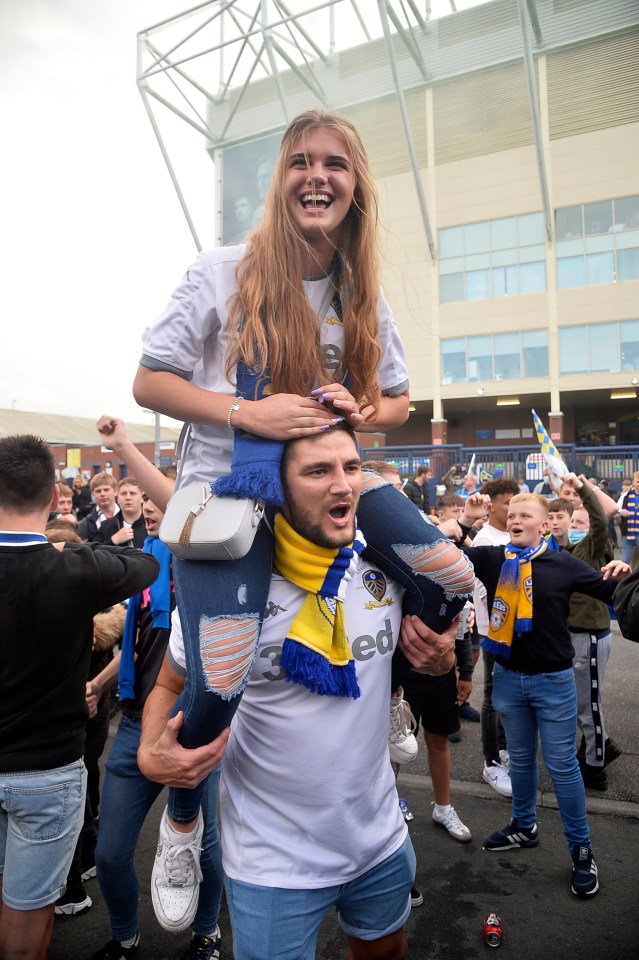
[492,663,590,852]
[168,477,474,823]
[96,715,223,941]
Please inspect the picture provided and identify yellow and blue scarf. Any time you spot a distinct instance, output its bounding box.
[273,512,366,698]
[482,540,547,659]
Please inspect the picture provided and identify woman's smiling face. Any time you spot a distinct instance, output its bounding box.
[284,127,355,256]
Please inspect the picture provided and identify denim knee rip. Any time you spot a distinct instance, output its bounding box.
[392,539,475,597]
[199,614,259,700]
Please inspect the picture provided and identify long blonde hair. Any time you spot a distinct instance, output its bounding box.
[225,110,382,416]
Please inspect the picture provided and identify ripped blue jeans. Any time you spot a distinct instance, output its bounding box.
[168,476,473,823]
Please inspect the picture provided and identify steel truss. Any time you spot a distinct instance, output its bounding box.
[136,0,548,254]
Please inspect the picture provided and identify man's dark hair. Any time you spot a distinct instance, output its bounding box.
[280,420,358,481]
[0,435,55,513]
[548,498,574,516]
[416,464,431,478]
[480,478,520,499]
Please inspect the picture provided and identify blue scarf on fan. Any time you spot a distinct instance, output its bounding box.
[212,359,285,506]
[118,536,172,701]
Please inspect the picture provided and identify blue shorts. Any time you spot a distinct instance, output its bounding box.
[0,760,86,910]
[225,835,415,960]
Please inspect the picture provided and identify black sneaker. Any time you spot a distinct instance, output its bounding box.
[180,927,221,960]
[459,703,480,722]
[571,845,599,897]
[604,738,622,766]
[581,763,608,791]
[410,886,424,908]
[90,934,140,960]
[54,885,92,916]
[483,819,539,851]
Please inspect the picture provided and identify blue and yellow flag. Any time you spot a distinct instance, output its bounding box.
[531,409,559,458]
[531,409,568,480]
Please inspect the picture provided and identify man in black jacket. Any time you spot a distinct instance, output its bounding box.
[403,465,432,514]
[0,435,158,960]
[96,477,146,549]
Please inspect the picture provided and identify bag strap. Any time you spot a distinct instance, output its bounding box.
[174,422,192,489]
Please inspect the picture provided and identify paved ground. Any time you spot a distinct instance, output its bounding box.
[49,623,639,959]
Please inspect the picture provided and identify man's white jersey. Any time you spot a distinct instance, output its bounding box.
[169,558,407,889]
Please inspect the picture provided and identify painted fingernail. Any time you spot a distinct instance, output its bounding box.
[311,388,323,395]
[319,424,331,430]
[331,416,345,424]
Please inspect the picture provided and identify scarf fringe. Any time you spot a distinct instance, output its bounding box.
[281,638,361,699]
[514,616,533,633]
[481,635,512,659]
[213,465,283,506]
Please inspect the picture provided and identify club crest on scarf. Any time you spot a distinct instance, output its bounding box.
[523,575,533,605]
[489,597,509,633]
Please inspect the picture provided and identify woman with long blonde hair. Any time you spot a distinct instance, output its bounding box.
[134,109,472,938]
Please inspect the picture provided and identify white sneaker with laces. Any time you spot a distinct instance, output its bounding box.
[432,804,472,843]
[389,688,418,764]
[483,761,512,798]
[151,807,204,933]
[499,749,510,772]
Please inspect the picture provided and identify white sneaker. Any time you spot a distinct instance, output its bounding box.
[389,688,418,764]
[499,749,510,772]
[432,805,472,843]
[151,807,204,933]
[483,761,512,798]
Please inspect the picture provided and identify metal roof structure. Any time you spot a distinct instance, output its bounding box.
[0,408,180,447]
[136,0,639,256]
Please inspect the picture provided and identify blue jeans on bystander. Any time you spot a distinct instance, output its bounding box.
[492,663,590,851]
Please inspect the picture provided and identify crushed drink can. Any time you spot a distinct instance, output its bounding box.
[483,913,503,948]
[398,798,414,822]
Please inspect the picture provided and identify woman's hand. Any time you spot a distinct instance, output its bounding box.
[311,383,364,428]
[238,393,342,440]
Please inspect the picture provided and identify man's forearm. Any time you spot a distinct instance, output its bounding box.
[138,658,228,788]
[140,681,179,753]
[90,651,122,697]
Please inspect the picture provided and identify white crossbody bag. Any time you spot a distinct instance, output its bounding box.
[160,425,264,561]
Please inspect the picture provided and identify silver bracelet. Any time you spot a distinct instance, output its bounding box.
[227,399,241,432]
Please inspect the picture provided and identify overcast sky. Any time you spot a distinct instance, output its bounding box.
[0,0,485,429]
[0,0,214,427]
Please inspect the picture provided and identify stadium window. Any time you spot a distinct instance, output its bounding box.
[558,320,639,375]
[559,326,588,374]
[441,329,548,385]
[556,195,639,289]
[438,211,547,303]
